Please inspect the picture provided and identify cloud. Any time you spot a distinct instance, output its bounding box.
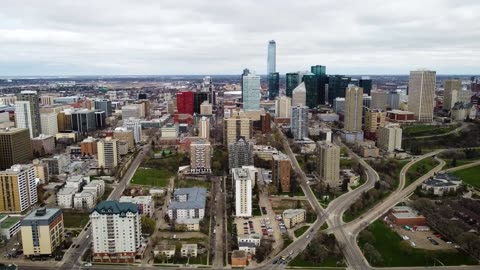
[0,0,479,75]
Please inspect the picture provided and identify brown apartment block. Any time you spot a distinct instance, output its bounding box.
[0,128,33,170]
[272,153,291,192]
[80,137,98,156]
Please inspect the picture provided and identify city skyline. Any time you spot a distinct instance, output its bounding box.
[1,0,479,76]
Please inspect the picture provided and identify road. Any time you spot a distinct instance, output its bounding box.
[408,122,470,139]
[212,177,226,268]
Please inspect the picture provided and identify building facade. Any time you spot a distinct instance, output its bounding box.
[242,73,261,111]
[228,137,253,170]
[223,110,252,145]
[21,208,64,257]
[16,91,41,138]
[316,141,341,189]
[344,86,364,132]
[190,138,212,174]
[0,164,38,213]
[378,124,403,152]
[97,137,120,169]
[291,105,308,140]
[233,168,253,217]
[272,153,291,193]
[408,70,436,122]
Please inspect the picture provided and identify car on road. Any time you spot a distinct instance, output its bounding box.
[306,234,310,239]
[84,262,92,267]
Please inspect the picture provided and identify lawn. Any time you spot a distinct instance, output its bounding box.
[444,159,477,169]
[453,165,480,188]
[63,211,90,228]
[294,225,310,238]
[403,124,459,137]
[405,157,439,186]
[359,221,478,267]
[289,256,345,268]
[130,167,173,187]
[175,179,210,189]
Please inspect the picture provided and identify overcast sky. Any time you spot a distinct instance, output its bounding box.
[1,0,479,76]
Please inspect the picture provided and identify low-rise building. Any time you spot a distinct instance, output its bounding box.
[237,233,261,247]
[283,209,306,229]
[31,134,55,155]
[231,250,248,268]
[83,180,105,198]
[389,206,426,226]
[238,242,257,255]
[119,196,155,217]
[0,214,21,240]
[175,218,200,231]
[180,244,198,258]
[421,173,462,196]
[154,245,176,258]
[168,188,206,221]
[73,191,96,209]
[253,145,279,161]
[21,208,64,257]
[57,187,77,208]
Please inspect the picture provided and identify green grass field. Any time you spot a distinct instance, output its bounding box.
[360,221,477,267]
[294,226,310,238]
[453,165,480,188]
[130,167,173,187]
[403,124,459,137]
[63,211,90,228]
[405,157,439,186]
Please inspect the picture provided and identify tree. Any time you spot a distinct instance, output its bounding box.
[359,230,376,244]
[363,243,383,265]
[451,157,457,167]
[141,216,156,235]
[399,240,413,255]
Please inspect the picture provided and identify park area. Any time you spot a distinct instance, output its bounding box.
[402,124,459,137]
[453,165,480,188]
[130,167,172,187]
[405,157,439,186]
[358,220,477,267]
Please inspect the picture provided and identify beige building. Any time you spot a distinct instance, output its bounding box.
[275,96,292,118]
[200,101,213,115]
[344,86,363,132]
[180,244,198,258]
[190,138,212,174]
[282,209,306,229]
[97,137,120,169]
[371,90,388,110]
[31,134,55,155]
[364,109,386,138]
[154,245,176,258]
[377,124,403,152]
[175,219,200,231]
[223,110,252,145]
[0,128,33,171]
[32,159,49,184]
[408,70,436,122]
[21,208,64,257]
[198,116,210,140]
[443,79,462,110]
[292,82,306,106]
[113,127,135,151]
[316,141,341,189]
[0,164,38,213]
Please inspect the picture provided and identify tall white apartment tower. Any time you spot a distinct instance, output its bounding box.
[233,168,253,217]
[408,70,436,122]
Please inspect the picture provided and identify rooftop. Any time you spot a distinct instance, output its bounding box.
[92,200,139,215]
[169,188,207,210]
[22,208,62,222]
[232,250,247,258]
[391,206,423,219]
[283,209,306,219]
[0,216,20,229]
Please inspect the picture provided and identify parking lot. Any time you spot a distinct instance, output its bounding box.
[235,216,271,237]
[393,226,456,250]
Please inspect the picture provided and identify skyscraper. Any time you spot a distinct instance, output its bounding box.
[272,153,291,193]
[268,72,280,100]
[344,86,364,132]
[378,124,403,152]
[242,72,261,111]
[275,96,292,118]
[303,73,319,109]
[359,76,373,96]
[223,110,252,145]
[328,75,351,104]
[97,137,120,169]
[371,90,388,110]
[311,65,328,106]
[292,82,306,106]
[198,116,210,140]
[408,70,436,122]
[267,40,276,75]
[190,138,212,174]
[286,73,300,98]
[94,100,112,117]
[228,137,253,170]
[193,92,209,114]
[444,79,462,110]
[21,208,64,257]
[0,128,33,170]
[176,91,194,115]
[240,68,250,103]
[233,168,253,217]
[15,90,41,138]
[316,141,340,189]
[0,164,38,213]
[291,105,309,140]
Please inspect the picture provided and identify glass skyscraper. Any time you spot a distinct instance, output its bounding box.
[242,73,261,111]
[359,76,373,96]
[328,75,351,104]
[240,68,250,103]
[267,40,276,75]
[311,65,327,105]
[286,73,300,98]
[303,73,319,109]
[268,72,280,100]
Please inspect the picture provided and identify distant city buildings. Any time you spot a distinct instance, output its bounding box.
[275,96,292,119]
[267,40,276,75]
[223,110,252,145]
[292,82,306,107]
[15,90,41,138]
[268,72,280,100]
[242,72,261,111]
[198,116,210,140]
[0,127,33,170]
[408,69,436,122]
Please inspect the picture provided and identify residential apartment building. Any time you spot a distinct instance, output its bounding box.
[168,188,206,221]
[40,112,59,136]
[180,244,198,258]
[275,96,292,118]
[364,109,386,139]
[0,128,33,170]
[73,191,96,209]
[242,72,261,111]
[316,141,341,189]
[97,137,120,169]
[113,127,135,152]
[223,110,252,145]
[31,134,55,155]
[80,137,98,156]
[228,137,253,170]
[122,104,143,119]
[344,86,363,132]
[123,117,143,143]
[408,69,436,122]
[190,138,212,174]
[21,208,64,257]
[272,153,291,193]
[119,196,155,217]
[233,168,253,217]
[377,124,403,152]
[292,82,306,106]
[283,209,306,229]
[443,79,462,110]
[291,105,309,140]
[198,116,210,140]
[371,90,388,110]
[15,91,41,138]
[0,164,38,213]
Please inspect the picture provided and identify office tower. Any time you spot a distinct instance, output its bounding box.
[95,110,106,129]
[193,92,209,114]
[303,73,319,109]
[90,201,141,263]
[328,75,351,104]
[311,65,328,105]
[272,153,291,192]
[0,164,38,213]
[81,137,98,156]
[190,138,212,174]
[291,105,309,140]
[94,99,112,117]
[0,128,33,170]
[232,168,253,217]
[359,76,373,96]
[113,127,135,151]
[136,100,150,117]
[364,109,386,139]
[371,90,388,110]
[202,76,215,105]
[200,101,213,115]
[15,91,41,138]
[268,72,280,100]
[223,110,252,145]
[286,73,300,97]
[57,110,72,132]
[71,109,96,133]
[344,86,364,132]
[267,40,276,75]
[228,137,253,170]
[408,70,436,122]
[242,72,261,111]
[387,91,401,110]
[378,124,403,152]
[291,82,306,107]
[198,116,210,140]
[176,91,194,115]
[316,141,340,189]
[275,96,292,118]
[21,208,64,257]
[444,79,462,110]
[123,117,142,143]
[40,112,59,136]
[240,68,250,102]
[97,137,120,169]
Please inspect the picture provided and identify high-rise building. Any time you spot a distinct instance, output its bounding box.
[21,208,64,257]
[0,164,38,213]
[190,138,212,174]
[272,153,291,193]
[260,113,272,134]
[444,79,462,110]
[223,110,252,145]
[121,104,143,119]
[202,76,215,106]
[268,72,280,100]
[97,137,120,169]
[81,137,97,156]
[387,91,401,110]
[371,90,388,110]
[228,137,253,170]
[198,116,210,140]
[240,68,250,103]
[408,70,436,122]
[123,117,143,143]
[359,76,373,96]
[90,201,141,263]
[242,73,261,111]
[292,82,306,106]
[0,128,33,170]
[286,73,300,97]
[193,92,209,114]
[95,110,106,129]
[200,101,213,115]
[176,91,194,115]
[113,127,135,152]
[233,168,253,217]
[316,141,340,189]
[311,65,328,105]
[364,109,386,139]
[15,91,41,138]
[275,96,292,119]
[303,73,319,109]
[378,124,403,152]
[71,109,96,133]
[291,105,309,140]
[267,40,276,75]
[344,86,364,132]
[328,75,351,104]
[40,112,59,136]
[94,99,112,117]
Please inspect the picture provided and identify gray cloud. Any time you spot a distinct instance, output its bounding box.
[0,0,479,75]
